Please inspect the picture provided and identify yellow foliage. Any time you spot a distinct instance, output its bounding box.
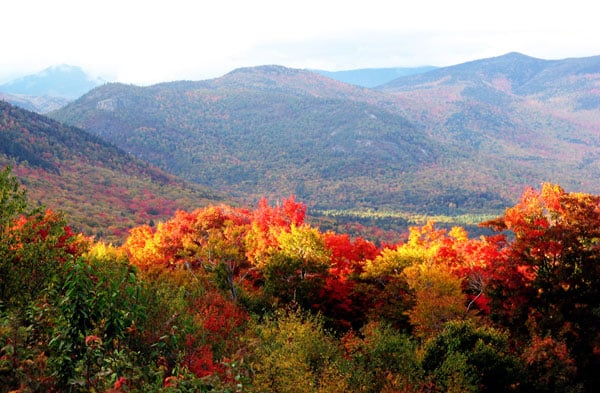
[85,241,128,263]
[247,309,347,393]
[403,264,467,339]
[276,224,331,268]
[362,222,443,279]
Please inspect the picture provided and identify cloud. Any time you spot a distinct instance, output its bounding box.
[1,0,598,84]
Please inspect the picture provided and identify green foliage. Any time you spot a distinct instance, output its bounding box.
[0,166,27,230]
[342,322,422,393]
[0,205,81,309]
[421,320,521,393]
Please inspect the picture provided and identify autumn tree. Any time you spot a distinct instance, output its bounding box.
[319,233,379,330]
[177,206,251,301]
[403,263,468,340]
[245,196,306,267]
[262,224,331,308]
[483,183,600,390]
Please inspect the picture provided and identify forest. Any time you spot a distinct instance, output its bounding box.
[1,165,600,392]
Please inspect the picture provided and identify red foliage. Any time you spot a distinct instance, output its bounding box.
[183,336,222,378]
[252,195,305,232]
[324,232,379,277]
[194,291,248,342]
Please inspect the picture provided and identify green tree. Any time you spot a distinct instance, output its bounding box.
[0,166,27,230]
[421,320,520,393]
[341,322,423,392]
[0,167,84,309]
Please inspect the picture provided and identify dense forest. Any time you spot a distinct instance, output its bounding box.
[2,165,599,392]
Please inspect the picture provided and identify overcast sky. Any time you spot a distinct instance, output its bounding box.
[1,0,598,85]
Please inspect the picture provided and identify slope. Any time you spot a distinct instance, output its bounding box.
[0,100,224,242]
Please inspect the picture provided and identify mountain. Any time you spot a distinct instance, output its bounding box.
[0,64,104,99]
[376,52,600,194]
[0,65,106,113]
[0,100,224,242]
[313,66,437,88]
[49,53,600,216]
[52,66,497,214]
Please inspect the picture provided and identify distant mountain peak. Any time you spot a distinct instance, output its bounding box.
[0,64,104,100]
[312,66,438,88]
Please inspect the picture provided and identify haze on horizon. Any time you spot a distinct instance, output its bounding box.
[2,0,598,85]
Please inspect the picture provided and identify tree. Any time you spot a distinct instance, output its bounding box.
[0,207,86,308]
[247,309,347,393]
[263,224,331,308]
[341,322,422,392]
[421,320,520,393]
[403,263,468,340]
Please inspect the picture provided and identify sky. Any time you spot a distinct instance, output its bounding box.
[1,0,598,85]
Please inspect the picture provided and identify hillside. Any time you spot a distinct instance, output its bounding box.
[0,92,70,113]
[0,100,224,242]
[50,53,600,215]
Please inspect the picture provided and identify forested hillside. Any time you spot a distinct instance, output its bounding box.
[51,53,600,217]
[0,101,224,241]
[2,167,599,392]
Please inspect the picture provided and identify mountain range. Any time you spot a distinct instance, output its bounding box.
[0,63,427,113]
[48,52,600,217]
[0,65,104,112]
[0,100,223,242]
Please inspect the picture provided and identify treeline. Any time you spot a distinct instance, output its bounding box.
[1,166,599,392]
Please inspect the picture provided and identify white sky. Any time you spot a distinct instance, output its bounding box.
[1,0,598,85]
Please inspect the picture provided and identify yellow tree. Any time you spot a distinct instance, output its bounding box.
[403,263,467,339]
